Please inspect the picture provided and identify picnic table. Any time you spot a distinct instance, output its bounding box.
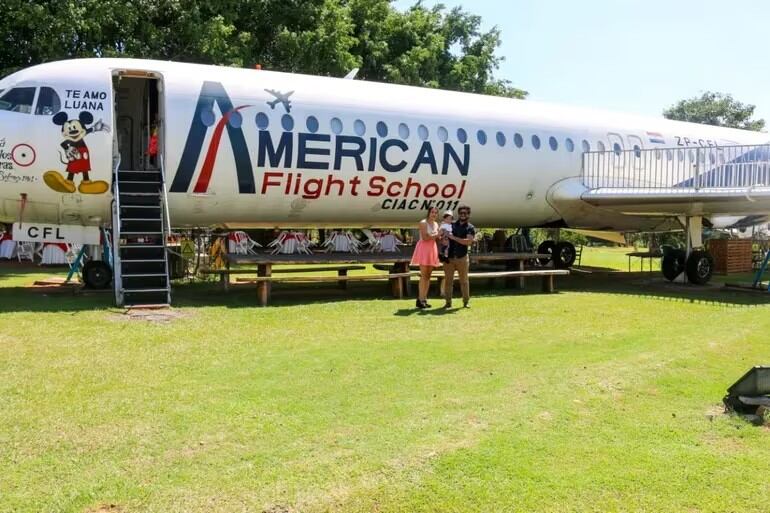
[626,250,662,272]
[222,251,557,306]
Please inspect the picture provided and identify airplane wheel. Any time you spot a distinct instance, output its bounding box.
[554,241,576,268]
[83,260,113,289]
[661,249,686,281]
[685,250,714,285]
[537,240,555,266]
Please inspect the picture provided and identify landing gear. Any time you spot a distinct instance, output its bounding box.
[660,216,714,285]
[661,248,685,281]
[554,241,576,268]
[83,260,113,289]
[537,240,555,266]
[537,239,576,268]
[685,250,714,285]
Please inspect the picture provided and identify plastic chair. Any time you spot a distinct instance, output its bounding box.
[16,241,36,263]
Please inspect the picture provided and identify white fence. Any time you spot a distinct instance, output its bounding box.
[582,144,770,191]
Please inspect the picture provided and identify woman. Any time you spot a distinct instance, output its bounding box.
[410,206,441,308]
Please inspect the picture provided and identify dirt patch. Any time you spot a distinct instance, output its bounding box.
[110,307,189,323]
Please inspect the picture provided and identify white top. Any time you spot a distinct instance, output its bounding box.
[421,220,439,237]
[440,222,453,237]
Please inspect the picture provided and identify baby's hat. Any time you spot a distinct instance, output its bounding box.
[443,210,454,218]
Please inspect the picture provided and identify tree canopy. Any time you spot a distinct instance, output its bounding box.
[0,0,526,98]
[663,92,765,131]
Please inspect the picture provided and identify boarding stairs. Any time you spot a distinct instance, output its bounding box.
[112,164,172,307]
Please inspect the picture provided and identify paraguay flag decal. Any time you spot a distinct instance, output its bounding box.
[646,131,666,144]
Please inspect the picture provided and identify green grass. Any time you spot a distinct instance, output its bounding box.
[579,246,661,272]
[2,257,770,513]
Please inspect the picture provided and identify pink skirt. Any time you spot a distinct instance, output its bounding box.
[410,239,440,267]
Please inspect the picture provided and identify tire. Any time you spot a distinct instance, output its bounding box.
[554,241,576,268]
[661,249,686,282]
[537,240,555,266]
[82,260,113,289]
[685,250,714,285]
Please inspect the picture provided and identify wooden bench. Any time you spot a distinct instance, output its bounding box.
[422,269,569,294]
[201,265,366,291]
[248,272,412,306]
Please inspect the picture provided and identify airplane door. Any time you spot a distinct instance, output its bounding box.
[627,134,644,171]
[607,132,625,169]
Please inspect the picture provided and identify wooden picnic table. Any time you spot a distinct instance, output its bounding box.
[626,250,662,272]
[224,251,550,306]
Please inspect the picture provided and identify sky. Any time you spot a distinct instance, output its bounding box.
[394,0,770,127]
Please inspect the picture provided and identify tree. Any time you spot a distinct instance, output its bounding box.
[0,0,526,99]
[663,92,765,131]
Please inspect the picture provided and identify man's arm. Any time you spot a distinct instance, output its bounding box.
[448,226,475,246]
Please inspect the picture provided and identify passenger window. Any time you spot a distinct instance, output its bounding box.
[581,140,590,153]
[35,87,60,115]
[597,141,606,152]
[565,138,575,152]
[549,136,558,151]
[531,135,541,150]
[0,87,36,113]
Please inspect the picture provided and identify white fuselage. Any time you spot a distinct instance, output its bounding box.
[0,58,767,231]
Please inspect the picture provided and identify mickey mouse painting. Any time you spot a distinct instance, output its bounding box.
[43,111,110,194]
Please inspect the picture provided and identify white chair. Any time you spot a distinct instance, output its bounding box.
[294,233,313,255]
[269,231,312,255]
[16,241,36,263]
[228,231,262,255]
[362,229,381,252]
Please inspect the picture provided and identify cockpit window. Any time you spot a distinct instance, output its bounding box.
[0,87,35,113]
[35,87,60,115]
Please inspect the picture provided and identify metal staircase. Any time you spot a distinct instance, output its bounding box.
[112,164,171,307]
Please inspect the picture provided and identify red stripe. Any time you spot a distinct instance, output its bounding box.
[193,105,250,194]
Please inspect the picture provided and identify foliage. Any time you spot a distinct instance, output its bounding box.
[0,0,526,98]
[663,91,765,131]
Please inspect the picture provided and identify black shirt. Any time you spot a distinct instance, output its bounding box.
[448,220,475,259]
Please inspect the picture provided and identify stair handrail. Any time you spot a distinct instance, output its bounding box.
[111,154,124,306]
[159,153,173,304]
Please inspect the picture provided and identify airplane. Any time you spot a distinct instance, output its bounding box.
[265,88,294,113]
[1,58,769,304]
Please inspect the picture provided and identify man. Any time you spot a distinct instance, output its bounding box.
[443,204,475,308]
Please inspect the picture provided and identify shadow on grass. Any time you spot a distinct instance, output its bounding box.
[562,272,770,307]
[3,262,770,313]
[393,305,462,316]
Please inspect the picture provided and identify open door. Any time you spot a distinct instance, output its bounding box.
[113,74,162,171]
[111,71,171,307]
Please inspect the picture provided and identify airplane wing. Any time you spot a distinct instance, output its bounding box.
[580,186,770,215]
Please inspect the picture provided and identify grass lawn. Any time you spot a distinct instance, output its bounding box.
[1,258,770,513]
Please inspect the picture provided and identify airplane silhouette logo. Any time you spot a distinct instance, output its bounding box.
[265,89,294,113]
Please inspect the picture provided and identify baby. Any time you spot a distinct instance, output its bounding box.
[439,210,454,262]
